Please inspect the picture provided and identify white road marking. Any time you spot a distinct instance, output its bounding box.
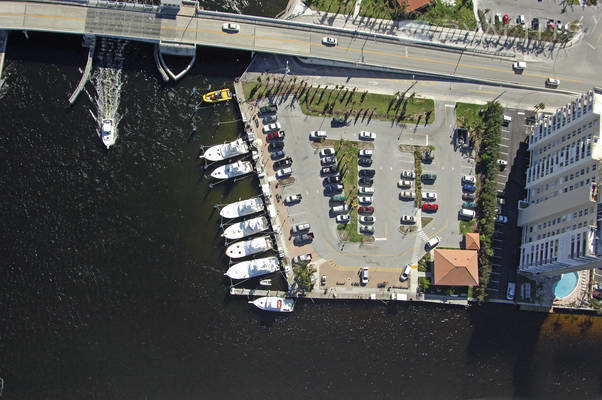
[502,129,510,133]
[585,41,595,50]
[444,104,455,108]
[517,112,525,115]
[374,237,387,241]
[502,137,511,141]
[500,144,509,148]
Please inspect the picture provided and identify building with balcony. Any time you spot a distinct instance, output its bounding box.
[518,89,602,276]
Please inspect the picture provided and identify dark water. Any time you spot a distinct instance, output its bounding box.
[0,29,601,400]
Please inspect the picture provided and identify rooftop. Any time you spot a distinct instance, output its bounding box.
[433,249,479,286]
[465,233,480,250]
[397,0,433,13]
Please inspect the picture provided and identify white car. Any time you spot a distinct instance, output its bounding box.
[332,204,349,214]
[506,282,516,301]
[359,196,373,204]
[400,191,415,199]
[291,223,310,233]
[310,130,327,140]
[336,214,350,224]
[398,180,412,188]
[319,147,335,158]
[498,159,508,167]
[359,215,375,224]
[359,149,374,157]
[322,36,338,46]
[495,215,508,224]
[262,122,281,133]
[422,192,437,201]
[401,215,416,223]
[358,187,374,195]
[360,267,369,285]
[462,175,476,184]
[401,170,416,179]
[400,264,412,281]
[425,236,440,250]
[546,78,560,88]
[276,167,292,179]
[513,61,527,71]
[292,253,312,264]
[359,131,376,141]
[222,22,240,33]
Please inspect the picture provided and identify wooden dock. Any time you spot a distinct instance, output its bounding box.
[0,31,7,83]
[68,36,95,105]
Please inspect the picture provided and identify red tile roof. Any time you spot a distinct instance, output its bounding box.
[433,249,479,286]
[397,0,433,13]
[465,233,480,250]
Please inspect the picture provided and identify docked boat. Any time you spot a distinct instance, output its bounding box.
[224,256,280,279]
[203,88,233,103]
[259,279,272,286]
[201,138,249,162]
[225,235,272,259]
[222,216,269,240]
[248,296,295,313]
[220,197,264,219]
[100,118,116,149]
[210,160,253,180]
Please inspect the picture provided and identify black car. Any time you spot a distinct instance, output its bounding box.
[269,141,284,151]
[321,165,339,175]
[323,175,341,185]
[321,156,336,166]
[271,150,285,160]
[358,157,373,167]
[296,232,314,243]
[358,178,373,186]
[359,169,376,178]
[273,157,293,170]
[325,183,343,193]
[531,17,539,30]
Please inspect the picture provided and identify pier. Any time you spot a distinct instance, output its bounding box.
[68,35,95,105]
[0,30,7,83]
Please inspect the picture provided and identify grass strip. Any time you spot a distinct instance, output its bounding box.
[335,140,364,242]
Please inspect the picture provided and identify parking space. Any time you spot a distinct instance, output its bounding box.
[486,107,530,299]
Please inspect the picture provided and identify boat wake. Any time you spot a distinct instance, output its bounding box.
[88,38,126,143]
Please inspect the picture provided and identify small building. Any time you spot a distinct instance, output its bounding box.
[465,233,480,250]
[396,0,433,13]
[433,249,479,286]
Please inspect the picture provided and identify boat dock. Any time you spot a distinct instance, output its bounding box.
[68,35,95,105]
[0,30,7,83]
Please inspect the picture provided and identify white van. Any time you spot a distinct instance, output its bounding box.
[503,115,512,125]
[459,208,476,220]
[359,187,374,195]
[425,236,440,250]
[332,204,349,214]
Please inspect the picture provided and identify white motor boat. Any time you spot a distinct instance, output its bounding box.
[224,256,279,279]
[222,216,269,240]
[201,138,249,162]
[259,279,272,286]
[220,197,264,219]
[248,296,295,313]
[225,235,272,259]
[210,160,253,180]
[101,118,116,149]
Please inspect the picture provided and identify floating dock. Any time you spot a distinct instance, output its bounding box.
[0,30,7,83]
[68,35,95,105]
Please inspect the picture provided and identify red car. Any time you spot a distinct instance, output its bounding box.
[358,206,374,214]
[267,130,285,141]
[422,203,439,212]
[502,14,509,25]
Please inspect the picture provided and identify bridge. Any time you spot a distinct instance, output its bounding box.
[0,0,599,93]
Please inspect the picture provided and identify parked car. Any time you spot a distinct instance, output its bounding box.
[297,232,314,242]
[422,192,437,201]
[517,15,525,25]
[359,196,373,204]
[222,22,240,33]
[336,214,350,224]
[284,194,302,204]
[332,204,349,214]
[332,116,347,125]
[512,61,527,72]
[401,215,416,223]
[546,78,560,88]
[321,156,336,166]
[463,201,477,209]
[359,149,374,157]
[459,208,476,220]
[322,36,338,46]
[325,183,344,193]
[358,206,374,214]
[498,159,508,168]
[422,173,437,181]
[360,267,369,285]
[456,128,469,145]
[319,147,335,158]
[267,130,285,141]
[276,167,292,179]
[462,175,476,184]
[358,157,373,167]
[401,170,416,179]
[359,131,376,140]
[291,223,310,233]
[400,191,416,200]
[273,157,293,170]
[321,165,338,175]
[495,215,508,224]
[502,13,509,24]
[262,122,281,133]
[463,184,477,192]
[358,177,373,186]
[398,180,412,188]
[400,264,412,281]
[309,130,327,140]
[359,215,375,224]
[292,253,312,264]
[321,275,326,286]
[422,203,438,212]
[359,169,376,178]
[271,150,285,160]
[259,104,277,114]
[463,192,476,201]
[268,141,284,151]
[263,115,277,124]
[359,187,374,195]
[331,194,346,203]
[531,17,539,30]
[506,282,516,301]
[323,175,341,185]
[360,225,375,234]
[425,236,441,250]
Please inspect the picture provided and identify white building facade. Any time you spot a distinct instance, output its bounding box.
[518,89,602,276]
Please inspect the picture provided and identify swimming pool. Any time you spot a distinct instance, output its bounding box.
[553,272,579,299]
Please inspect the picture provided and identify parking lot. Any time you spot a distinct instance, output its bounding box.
[486,107,531,300]
[254,96,476,290]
